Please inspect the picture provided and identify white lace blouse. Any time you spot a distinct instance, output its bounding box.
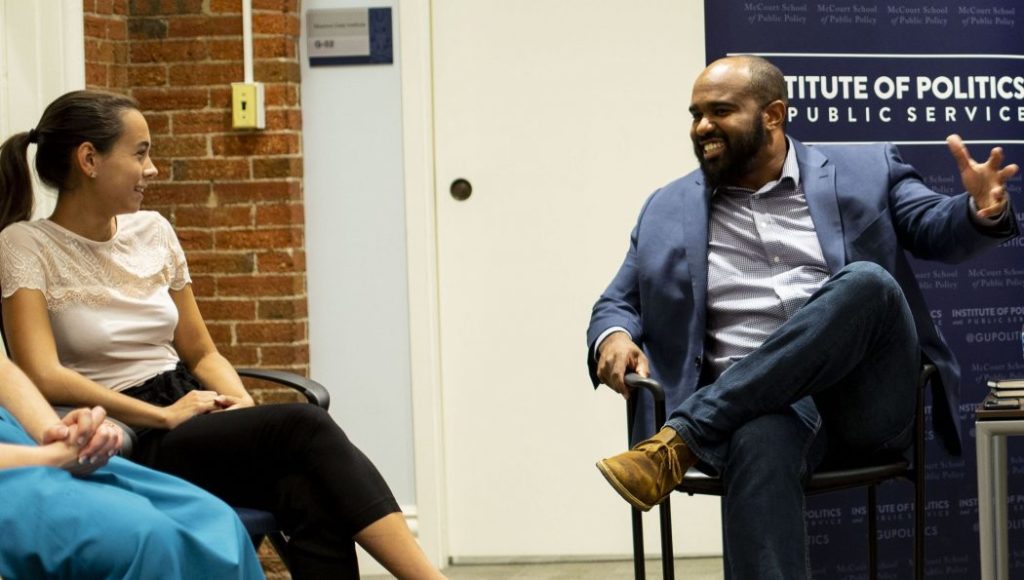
[0,211,191,391]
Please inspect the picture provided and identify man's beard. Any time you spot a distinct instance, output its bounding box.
[693,116,767,190]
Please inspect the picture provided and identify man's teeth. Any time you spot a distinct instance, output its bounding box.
[703,142,724,154]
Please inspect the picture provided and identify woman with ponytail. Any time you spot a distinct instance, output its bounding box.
[0,90,443,580]
[0,93,264,580]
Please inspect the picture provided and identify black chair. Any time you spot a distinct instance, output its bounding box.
[232,367,330,566]
[622,364,935,580]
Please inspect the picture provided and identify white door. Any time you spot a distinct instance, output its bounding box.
[431,1,721,559]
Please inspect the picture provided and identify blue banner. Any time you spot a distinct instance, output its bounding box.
[705,2,1023,578]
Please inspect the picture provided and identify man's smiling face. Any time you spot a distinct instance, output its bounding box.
[689,62,770,189]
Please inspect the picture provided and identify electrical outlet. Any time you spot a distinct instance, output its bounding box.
[231,82,265,130]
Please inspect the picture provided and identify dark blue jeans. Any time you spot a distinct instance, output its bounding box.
[665,262,919,579]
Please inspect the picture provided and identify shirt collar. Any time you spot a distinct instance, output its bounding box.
[751,137,800,195]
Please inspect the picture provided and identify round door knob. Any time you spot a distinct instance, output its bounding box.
[450,178,472,201]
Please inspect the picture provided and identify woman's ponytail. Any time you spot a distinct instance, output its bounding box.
[0,132,36,232]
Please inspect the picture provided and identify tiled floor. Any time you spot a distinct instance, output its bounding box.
[366,557,724,579]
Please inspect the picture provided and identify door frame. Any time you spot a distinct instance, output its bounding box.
[397,0,449,567]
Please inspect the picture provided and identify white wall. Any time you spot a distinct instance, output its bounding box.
[0,0,85,218]
[299,0,417,505]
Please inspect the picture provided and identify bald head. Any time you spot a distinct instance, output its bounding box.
[701,56,788,111]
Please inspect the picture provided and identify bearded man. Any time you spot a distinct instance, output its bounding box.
[588,55,1018,579]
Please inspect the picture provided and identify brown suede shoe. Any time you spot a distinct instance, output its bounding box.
[596,427,695,511]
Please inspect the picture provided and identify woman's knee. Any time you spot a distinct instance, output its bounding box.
[277,403,340,437]
[105,514,185,572]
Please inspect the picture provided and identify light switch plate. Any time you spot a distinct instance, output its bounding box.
[231,82,265,130]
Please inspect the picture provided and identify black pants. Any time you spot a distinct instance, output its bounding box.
[124,363,400,579]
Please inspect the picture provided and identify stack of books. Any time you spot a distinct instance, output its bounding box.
[985,378,1024,410]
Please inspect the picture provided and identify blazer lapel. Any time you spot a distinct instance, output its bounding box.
[795,141,846,273]
[683,175,710,325]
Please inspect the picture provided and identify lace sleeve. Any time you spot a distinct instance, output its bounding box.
[0,225,48,298]
[159,216,192,291]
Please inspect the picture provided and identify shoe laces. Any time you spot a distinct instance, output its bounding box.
[640,438,685,484]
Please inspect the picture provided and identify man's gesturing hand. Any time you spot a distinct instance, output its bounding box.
[596,332,649,399]
[947,134,1019,219]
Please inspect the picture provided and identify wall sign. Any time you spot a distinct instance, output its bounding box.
[307,7,393,67]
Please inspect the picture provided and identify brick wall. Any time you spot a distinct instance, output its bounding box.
[82,0,308,387]
[83,0,306,576]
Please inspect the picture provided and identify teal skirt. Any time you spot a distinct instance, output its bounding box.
[0,408,264,580]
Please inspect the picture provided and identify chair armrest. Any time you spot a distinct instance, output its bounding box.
[624,373,668,445]
[625,373,665,402]
[235,368,331,410]
[53,406,137,458]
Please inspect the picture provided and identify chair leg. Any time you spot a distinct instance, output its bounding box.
[632,507,645,579]
[627,395,646,580]
[268,532,294,572]
[659,497,674,580]
[912,364,928,580]
[914,468,925,580]
[626,493,673,580]
[868,485,878,580]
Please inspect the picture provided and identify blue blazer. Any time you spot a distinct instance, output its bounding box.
[587,139,1019,455]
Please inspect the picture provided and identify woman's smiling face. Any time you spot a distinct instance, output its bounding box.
[91,108,157,215]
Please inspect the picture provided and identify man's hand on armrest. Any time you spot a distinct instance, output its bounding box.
[596,331,648,400]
